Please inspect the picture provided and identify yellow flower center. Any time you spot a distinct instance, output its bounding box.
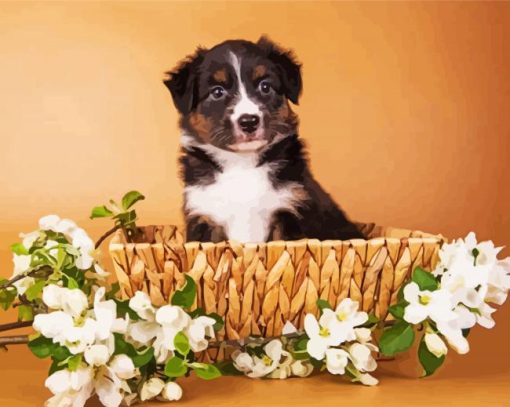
[319,327,330,337]
[336,311,348,321]
[419,295,431,305]
[262,355,272,366]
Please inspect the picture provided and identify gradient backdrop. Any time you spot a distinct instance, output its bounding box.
[1,1,509,406]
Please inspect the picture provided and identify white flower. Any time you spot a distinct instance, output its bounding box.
[359,373,379,386]
[129,291,156,321]
[129,320,160,344]
[282,320,298,335]
[290,360,314,377]
[45,355,137,407]
[325,348,350,375]
[72,228,95,270]
[440,254,489,308]
[33,311,74,340]
[108,355,137,380]
[348,343,377,372]
[161,382,183,401]
[155,305,191,330]
[464,232,501,267]
[233,340,284,378]
[424,333,448,358]
[436,313,470,355]
[84,344,111,367]
[321,298,368,342]
[304,313,346,360]
[486,259,510,305]
[45,366,94,407]
[20,230,40,249]
[476,302,496,329]
[42,285,88,318]
[11,254,34,295]
[186,316,216,352]
[39,215,61,231]
[140,378,165,401]
[403,282,457,324]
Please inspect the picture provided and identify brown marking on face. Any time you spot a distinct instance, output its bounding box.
[189,113,213,142]
[252,65,267,81]
[276,102,290,120]
[213,68,228,83]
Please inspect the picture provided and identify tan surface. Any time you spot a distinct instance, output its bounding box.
[1,1,510,406]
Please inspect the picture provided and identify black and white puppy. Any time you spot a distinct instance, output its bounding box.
[164,37,364,243]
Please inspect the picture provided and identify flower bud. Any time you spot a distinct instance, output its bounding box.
[424,333,448,358]
[161,382,183,401]
[140,378,165,401]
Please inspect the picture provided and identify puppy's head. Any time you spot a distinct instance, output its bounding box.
[164,37,302,152]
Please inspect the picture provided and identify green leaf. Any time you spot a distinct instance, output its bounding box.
[28,336,55,359]
[67,354,82,371]
[397,284,406,302]
[294,337,309,352]
[171,275,196,309]
[90,205,113,219]
[25,280,45,301]
[191,363,222,380]
[388,303,406,320]
[412,267,438,291]
[316,299,332,313]
[0,288,17,311]
[114,210,137,227]
[121,191,145,210]
[11,243,29,255]
[164,356,188,378]
[360,313,380,327]
[114,299,140,321]
[379,321,415,356]
[113,333,136,356]
[132,347,155,368]
[216,361,244,376]
[52,345,72,362]
[65,276,79,289]
[49,359,66,375]
[418,336,445,377]
[18,305,33,322]
[174,331,191,357]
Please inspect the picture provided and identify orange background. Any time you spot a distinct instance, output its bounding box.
[1,1,509,406]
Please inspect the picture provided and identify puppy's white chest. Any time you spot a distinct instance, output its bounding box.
[185,160,296,243]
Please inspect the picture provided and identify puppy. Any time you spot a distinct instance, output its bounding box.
[164,37,364,243]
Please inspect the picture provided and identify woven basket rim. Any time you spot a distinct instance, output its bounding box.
[109,222,445,248]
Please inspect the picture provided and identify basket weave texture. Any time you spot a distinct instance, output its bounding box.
[109,223,444,344]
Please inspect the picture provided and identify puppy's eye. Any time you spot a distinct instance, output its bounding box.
[259,80,272,95]
[211,86,226,100]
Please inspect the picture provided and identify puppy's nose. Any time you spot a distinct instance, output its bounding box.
[238,114,260,134]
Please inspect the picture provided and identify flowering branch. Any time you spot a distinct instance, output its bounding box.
[94,224,121,249]
[0,321,33,333]
[0,335,29,346]
[0,266,52,290]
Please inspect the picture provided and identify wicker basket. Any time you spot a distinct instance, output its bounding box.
[109,223,444,343]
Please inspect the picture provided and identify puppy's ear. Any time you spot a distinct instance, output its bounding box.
[257,36,302,104]
[163,47,206,114]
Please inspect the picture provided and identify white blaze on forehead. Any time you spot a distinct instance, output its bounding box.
[229,51,261,122]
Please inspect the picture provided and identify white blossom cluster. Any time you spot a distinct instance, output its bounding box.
[233,298,379,386]
[404,232,510,357]
[37,287,192,406]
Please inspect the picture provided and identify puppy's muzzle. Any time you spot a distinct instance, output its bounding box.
[238,114,260,135]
